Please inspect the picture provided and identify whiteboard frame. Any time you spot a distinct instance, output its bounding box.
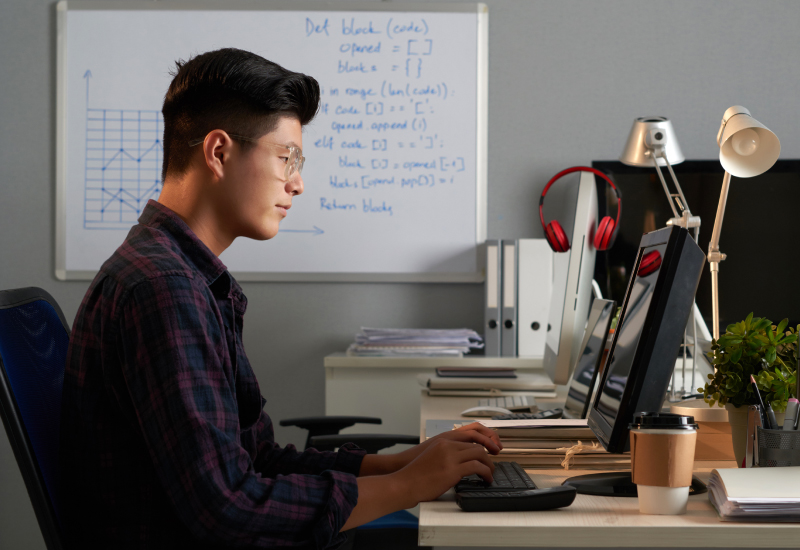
[55,0,488,283]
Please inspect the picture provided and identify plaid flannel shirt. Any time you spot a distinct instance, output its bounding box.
[59,200,364,549]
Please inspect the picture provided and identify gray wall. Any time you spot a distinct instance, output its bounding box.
[2,0,799,547]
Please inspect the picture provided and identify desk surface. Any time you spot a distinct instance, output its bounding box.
[418,464,800,548]
[418,393,799,548]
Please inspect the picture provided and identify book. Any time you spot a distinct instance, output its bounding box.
[435,367,517,378]
[420,372,556,392]
[478,418,596,439]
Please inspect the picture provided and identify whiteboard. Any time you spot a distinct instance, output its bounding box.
[56,1,488,282]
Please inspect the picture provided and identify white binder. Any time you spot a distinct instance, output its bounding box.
[517,239,553,358]
[483,240,502,357]
[501,240,518,357]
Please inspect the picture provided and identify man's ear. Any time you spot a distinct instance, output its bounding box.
[201,130,235,180]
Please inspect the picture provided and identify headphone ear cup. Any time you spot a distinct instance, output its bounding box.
[545,221,570,252]
[593,217,615,251]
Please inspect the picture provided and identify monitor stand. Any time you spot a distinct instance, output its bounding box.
[561,472,707,497]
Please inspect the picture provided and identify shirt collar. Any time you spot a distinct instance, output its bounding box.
[138,200,243,302]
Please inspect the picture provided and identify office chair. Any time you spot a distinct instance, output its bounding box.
[0,287,70,550]
[280,416,423,550]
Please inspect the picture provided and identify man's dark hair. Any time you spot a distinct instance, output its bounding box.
[161,48,320,181]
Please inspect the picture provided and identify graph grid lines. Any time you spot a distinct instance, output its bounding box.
[84,108,163,229]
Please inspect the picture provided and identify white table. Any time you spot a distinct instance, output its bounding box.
[324,354,543,438]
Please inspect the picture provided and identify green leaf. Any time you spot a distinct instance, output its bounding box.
[777,318,789,335]
[730,347,743,364]
[745,312,754,329]
[753,318,772,332]
[766,346,777,365]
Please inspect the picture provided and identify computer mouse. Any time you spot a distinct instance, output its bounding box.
[460,406,514,417]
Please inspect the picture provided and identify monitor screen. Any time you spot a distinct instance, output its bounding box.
[563,298,616,420]
[593,246,664,427]
[592,159,800,329]
[587,226,705,453]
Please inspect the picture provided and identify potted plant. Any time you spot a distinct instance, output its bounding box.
[700,313,798,465]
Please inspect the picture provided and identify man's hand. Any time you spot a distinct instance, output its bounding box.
[392,438,496,508]
[344,437,497,530]
[359,422,502,476]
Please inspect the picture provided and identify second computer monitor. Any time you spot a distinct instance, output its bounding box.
[543,171,599,385]
[587,226,705,453]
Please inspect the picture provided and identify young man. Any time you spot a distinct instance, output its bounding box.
[59,48,501,549]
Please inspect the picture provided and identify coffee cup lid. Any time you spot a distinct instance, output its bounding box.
[629,412,698,430]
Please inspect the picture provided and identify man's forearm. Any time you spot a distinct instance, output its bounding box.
[340,474,413,531]
[358,453,403,476]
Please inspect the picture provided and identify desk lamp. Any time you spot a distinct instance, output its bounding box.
[620,117,701,231]
[709,106,780,339]
[620,117,701,397]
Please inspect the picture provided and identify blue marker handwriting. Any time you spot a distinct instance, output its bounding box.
[305,18,330,36]
[363,199,393,215]
[320,198,357,211]
[340,42,382,56]
[342,18,382,36]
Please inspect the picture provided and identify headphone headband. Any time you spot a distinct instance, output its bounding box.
[538,166,622,235]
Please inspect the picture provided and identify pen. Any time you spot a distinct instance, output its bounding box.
[750,374,773,429]
[766,403,779,432]
[784,398,799,431]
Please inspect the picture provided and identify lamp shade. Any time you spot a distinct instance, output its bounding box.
[717,106,780,178]
[620,116,685,167]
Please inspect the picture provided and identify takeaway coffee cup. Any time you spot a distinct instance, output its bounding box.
[629,412,698,515]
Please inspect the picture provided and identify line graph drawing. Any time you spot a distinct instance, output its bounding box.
[83,71,163,229]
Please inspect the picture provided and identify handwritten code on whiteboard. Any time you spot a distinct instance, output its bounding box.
[57,2,488,281]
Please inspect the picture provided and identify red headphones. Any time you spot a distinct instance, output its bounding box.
[539,166,622,253]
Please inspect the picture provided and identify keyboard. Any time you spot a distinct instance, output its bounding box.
[491,408,564,420]
[478,395,537,412]
[454,461,578,512]
[455,461,537,493]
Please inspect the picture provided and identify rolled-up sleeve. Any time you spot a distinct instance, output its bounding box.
[116,274,358,548]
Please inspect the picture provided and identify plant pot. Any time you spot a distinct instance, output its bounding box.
[724,403,785,467]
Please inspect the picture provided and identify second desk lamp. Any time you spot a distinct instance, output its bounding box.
[709,106,780,339]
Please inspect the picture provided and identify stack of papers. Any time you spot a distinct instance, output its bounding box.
[346,327,483,357]
[708,467,800,521]
[475,419,630,470]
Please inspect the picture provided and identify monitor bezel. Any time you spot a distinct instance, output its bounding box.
[587,226,705,453]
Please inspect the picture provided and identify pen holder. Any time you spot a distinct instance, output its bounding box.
[756,427,800,467]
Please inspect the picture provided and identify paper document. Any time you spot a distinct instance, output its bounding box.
[708,467,800,521]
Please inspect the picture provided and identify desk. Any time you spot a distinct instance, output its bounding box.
[324,354,543,438]
[418,393,797,548]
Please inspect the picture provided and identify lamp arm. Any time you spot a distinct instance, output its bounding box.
[663,152,692,217]
[708,171,732,340]
[652,155,681,219]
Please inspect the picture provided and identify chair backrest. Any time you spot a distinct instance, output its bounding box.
[0,287,70,550]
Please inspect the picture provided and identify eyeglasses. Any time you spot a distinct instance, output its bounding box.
[188,134,305,180]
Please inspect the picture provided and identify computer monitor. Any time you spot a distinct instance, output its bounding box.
[562,298,616,420]
[543,171,599,385]
[592,159,800,329]
[562,226,706,497]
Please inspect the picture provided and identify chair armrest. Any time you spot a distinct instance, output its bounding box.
[279,416,383,449]
[279,415,382,434]
[308,433,420,454]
